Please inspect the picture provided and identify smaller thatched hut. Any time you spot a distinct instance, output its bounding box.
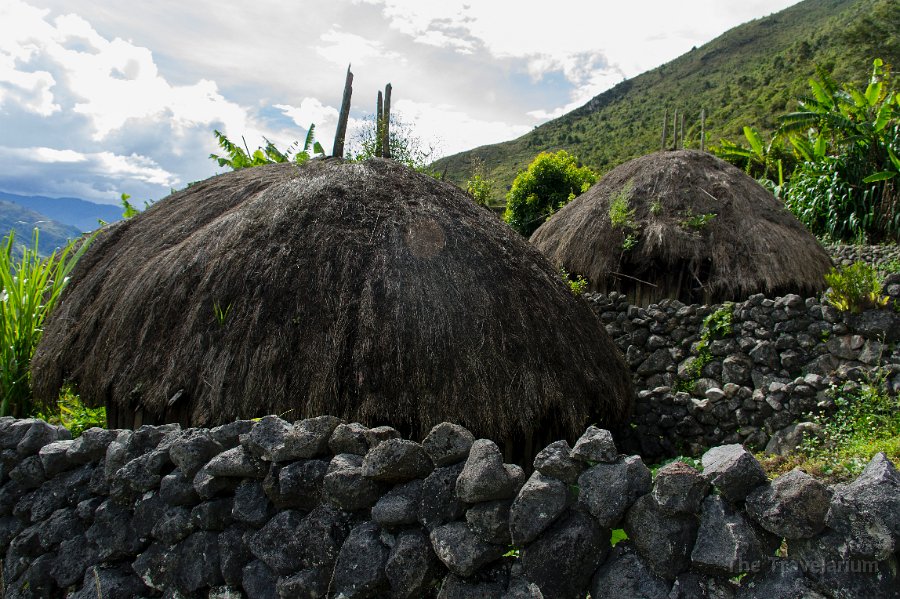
[531,150,832,306]
[32,158,634,461]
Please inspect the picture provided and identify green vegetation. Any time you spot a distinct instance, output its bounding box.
[759,374,899,483]
[780,59,899,242]
[213,300,233,326]
[348,113,437,173]
[465,159,496,207]
[36,385,106,437]
[1,229,92,417]
[559,267,588,296]
[674,303,734,392]
[432,0,900,203]
[608,181,636,228]
[504,150,596,237]
[823,261,889,312]
[680,211,717,230]
[210,126,325,170]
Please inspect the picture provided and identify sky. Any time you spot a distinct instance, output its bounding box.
[0,0,803,205]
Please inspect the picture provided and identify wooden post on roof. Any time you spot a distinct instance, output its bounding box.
[332,65,353,158]
[382,83,392,159]
[679,113,685,149]
[375,90,384,157]
[661,108,668,151]
[671,110,678,150]
[700,109,706,152]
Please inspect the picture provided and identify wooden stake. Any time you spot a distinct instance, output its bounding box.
[375,91,383,158]
[382,83,392,159]
[332,65,353,158]
[679,113,685,149]
[671,111,678,150]
[700,109,706,152]
[661,108,668,151]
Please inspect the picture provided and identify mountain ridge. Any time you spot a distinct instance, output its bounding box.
[0,191,122,233]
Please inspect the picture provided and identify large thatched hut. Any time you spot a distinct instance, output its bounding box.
[531,150,833,306]
[32,158,633,457]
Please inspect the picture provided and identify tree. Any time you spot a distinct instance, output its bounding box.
[781,59,900,242]
[465,158,496,207]
[504,150,597,236]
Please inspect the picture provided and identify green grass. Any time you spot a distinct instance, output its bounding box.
[1,229,93,417]
[35,385,107,437]
[757,374,900,483]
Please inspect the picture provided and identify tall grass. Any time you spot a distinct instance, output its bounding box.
[0,229,92,417]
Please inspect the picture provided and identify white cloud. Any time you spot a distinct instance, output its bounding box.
[317,27,403,68]
[275,98,340,146]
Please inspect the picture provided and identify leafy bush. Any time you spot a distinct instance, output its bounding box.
[504,150,597,237]
[348,113,437,174]
[466,159,496,207]
[674,303,733,391]
[559,267,588,296]
[1,230,92,417]
[823,261,888,312]
[36,385,106,437]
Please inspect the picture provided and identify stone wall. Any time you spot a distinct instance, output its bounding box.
[1,416,898,599]
[589,285,900,460]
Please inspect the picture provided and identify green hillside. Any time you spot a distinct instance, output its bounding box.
[0,200,83,256]
[433,0,900,203]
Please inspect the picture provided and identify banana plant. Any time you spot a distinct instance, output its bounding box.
[210,124,325,171]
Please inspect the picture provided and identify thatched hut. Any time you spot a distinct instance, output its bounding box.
[32,158,633,457]
[530,150,833,306]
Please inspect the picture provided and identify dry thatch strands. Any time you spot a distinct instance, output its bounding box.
[31,158,633,457]
[531,150,833,306]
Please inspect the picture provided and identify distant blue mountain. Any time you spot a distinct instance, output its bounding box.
[0,191,122,233]
[0,200,84,256]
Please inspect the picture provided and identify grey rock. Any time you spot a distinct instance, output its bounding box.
[590,545,670,599]
[825,452,900,560]
[281,415,343,460]
[701,444,767,503]
[243,559,279,599]
[637,348,672,375]
[85,499,144,561]
[372,479,422,528]
[734,559,825,599]
[174,530,224,592]
[243,415,292,462]
[745,468,831,539]
[691,496,776,575]
[429,521,506,577]
[9,455,45,489]
[292,504,352,571]
[364,425,402,449]
[571,426,618,463]
[168,429,224,477]
[232,479,274,526]
[332,521,390,598]
[466,500,512,545]
[624,494,698,580]
[159,471,201,506]
[722,354,753,386]
[423,422,475,467]
[204,445,267,478]
[764,422,824,456]
[151,506,195,545]
[16,419,60,456]
[668,570,737,599]
[219,526,253,586]
[385,528,442,599]
[652,461,709,515]
[246,509,307,574]
[789,527,899,598]
[503,577,545,599]
[191,496,234,530]
[533,440,582,484]
[209,419,254,449]
[456,439,520,503]
[133,542,176,590]
[437,574,506,599]
[276,568,329,599]
[509,471,568,545]
[51,536,99,587]
[520,508,607,599]
[38,439,75,476]
[329,422,370,455]
[361,438,433,482]
[278,458,329,510]
[848,309,900,342]
[69,564,150,599]
[323,453,383,511]
[577,455,651,527]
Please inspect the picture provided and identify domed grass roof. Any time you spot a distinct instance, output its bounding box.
[32,158,633,448]
[531,150,833,306]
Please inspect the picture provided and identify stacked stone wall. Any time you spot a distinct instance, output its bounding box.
[1,416,897,598]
